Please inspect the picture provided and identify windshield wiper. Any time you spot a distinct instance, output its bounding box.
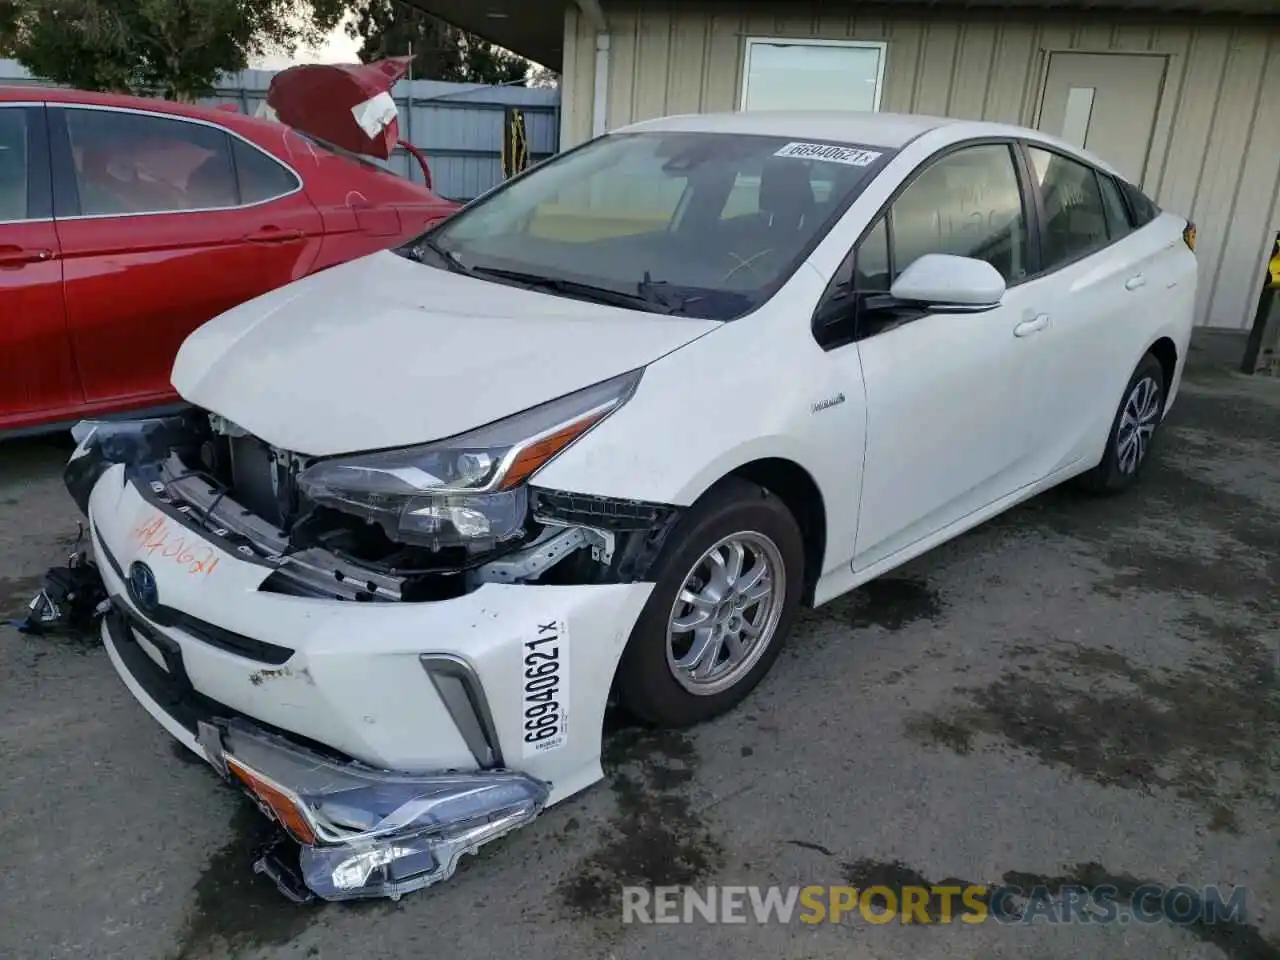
[468,266,681,315]
[640,271,705,314]
[402,235,474,276]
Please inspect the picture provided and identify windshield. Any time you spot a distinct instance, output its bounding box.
[404,131,893,320]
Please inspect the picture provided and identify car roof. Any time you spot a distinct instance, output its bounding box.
[0,84,246,125]
[615,111,963,149]
[612,110,1125,179]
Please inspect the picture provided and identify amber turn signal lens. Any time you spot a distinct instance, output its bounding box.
[499,411,608,489]
[1183,222,1197,252]
[228,757,318,845]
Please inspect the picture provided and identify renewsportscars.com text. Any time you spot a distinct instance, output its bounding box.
[622,883,1249,926]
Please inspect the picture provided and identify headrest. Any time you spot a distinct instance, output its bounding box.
[759,157,815,217]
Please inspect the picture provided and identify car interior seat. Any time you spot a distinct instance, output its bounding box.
[185,152,238,209]
[77,144,136,215]
[757,157,816,235]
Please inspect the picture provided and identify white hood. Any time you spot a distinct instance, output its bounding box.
[172,251,719,455]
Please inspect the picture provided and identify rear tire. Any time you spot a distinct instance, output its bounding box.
[1076,352,1166,495]
[616,477,804,728]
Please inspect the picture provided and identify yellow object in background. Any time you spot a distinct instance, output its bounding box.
[1268,234,1279,288]
[502,108,530,181]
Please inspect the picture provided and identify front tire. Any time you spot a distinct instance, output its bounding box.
[1077,352,1166,494]
[616,477,804,727]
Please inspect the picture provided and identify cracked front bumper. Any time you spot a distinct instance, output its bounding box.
[87,464,654,899]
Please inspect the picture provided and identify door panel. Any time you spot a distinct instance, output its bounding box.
[1037,53,1167,185]
[848,143,1048,569]
[50,106,324,405]
[0,104,78,431]
[1022,147,1184,470]
[853,289,1048,569]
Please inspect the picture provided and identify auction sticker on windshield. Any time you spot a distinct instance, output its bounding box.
[774,142,882,166]
[521,618,570,759]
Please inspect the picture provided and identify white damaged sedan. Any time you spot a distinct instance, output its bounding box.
[68,110,1197,901]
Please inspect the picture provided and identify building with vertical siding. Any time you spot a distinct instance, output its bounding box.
[410,0,1280,332]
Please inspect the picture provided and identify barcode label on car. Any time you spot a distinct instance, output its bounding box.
[521,618,570,758]
[774,142,883,166]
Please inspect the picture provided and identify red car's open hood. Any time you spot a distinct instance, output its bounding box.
[264,57,412,161]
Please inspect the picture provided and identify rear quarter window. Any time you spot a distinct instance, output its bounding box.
[232,138,300,204]
[1117,178,1161,228]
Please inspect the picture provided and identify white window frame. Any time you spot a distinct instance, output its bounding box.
[740,37,888,113]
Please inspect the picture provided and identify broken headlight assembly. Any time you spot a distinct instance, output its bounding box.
[295,369,642,552]
[198,719,550,901]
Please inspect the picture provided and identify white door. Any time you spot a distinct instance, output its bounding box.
[1019,143,1179,473]
[848,143,1051,570]
[1036,53,1167,186]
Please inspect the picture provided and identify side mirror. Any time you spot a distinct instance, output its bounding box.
[890,254,1006,313]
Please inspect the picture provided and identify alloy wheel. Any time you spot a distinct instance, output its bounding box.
[1116,375,1162,474]
[665,532,786,696]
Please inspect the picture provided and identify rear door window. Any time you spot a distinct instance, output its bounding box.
[1026,146,1110,269]
[62,108,239,215]
[0,107,30,220]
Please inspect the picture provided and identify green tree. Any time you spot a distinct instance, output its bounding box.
[0,1,17,57]
[347,0,527,85]
[8,0,351,100]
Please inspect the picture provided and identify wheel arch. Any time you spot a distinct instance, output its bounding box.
[683,456,829,607]
[1148,335,1178,398]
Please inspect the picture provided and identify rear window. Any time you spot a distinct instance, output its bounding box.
[295,131,396,176]
[1117,178,1161,228]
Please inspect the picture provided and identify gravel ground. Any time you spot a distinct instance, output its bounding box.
[1,349,1277,960]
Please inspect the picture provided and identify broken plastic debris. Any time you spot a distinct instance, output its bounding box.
[14,549,108,636]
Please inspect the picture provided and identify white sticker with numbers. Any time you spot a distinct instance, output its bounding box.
[521,618,570,758]
[774,142,883,166]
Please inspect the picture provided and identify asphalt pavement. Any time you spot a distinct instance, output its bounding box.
[1,347,1276,960]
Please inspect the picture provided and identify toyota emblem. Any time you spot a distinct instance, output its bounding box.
[127,561,159,613]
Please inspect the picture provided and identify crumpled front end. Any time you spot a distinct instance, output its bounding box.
[197,719,547,901]
[69,397,675,901]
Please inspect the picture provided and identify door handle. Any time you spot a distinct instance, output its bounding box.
[0,247,54,268]
[244,226,303,243]
[1125,274,1146,291]
[1013,314,1049,338]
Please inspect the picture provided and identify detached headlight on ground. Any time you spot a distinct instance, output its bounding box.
[198,720,550,901]
[295,369,643,550]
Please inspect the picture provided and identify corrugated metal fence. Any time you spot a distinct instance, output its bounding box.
[0,59,560,201]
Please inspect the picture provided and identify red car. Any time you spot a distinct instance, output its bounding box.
[0,78,458,437]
